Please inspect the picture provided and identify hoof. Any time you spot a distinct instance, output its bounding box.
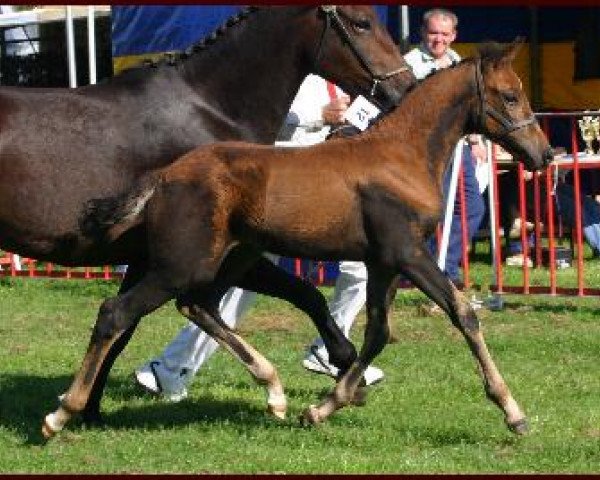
[351,387,368,407]
[267,403,287,420]
[508,417,529,435]
[41,414,61,440]
[299,405,321,427]
[41,420,55,440]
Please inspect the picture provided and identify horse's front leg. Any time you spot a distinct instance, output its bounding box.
[176,289,287,419]
[301,264,395,424]
[42,273,173,438]
[396,245,528,434]
[80,262,147,425]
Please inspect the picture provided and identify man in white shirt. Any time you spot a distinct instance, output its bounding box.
[405,8,487,286]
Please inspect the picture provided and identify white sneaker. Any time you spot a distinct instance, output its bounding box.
[469,295,484,311]
[134,360,188,402]
[302,345,385,386]
[362,365,385,385]
[505,253,533,267]
[302,345,340,378]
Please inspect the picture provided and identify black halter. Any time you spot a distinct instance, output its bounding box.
[315,6,410,99]
[474,58,537,135]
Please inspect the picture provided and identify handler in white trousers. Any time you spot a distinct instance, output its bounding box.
[135,74,383,402]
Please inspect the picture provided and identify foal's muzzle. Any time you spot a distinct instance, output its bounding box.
[542,146,554,167]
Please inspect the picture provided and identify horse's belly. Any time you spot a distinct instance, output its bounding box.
[0,222,145,266]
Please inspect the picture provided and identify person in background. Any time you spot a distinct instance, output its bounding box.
[405,8,487,290]
[134,74,385,402]
[500,168,600,265]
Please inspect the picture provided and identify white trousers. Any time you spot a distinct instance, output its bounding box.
[309,260,367,351]
[154,259,368,380]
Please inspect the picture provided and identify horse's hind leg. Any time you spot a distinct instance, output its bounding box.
[42,272,173,438]
[394,247,527,434]
[237,256,357,375]
[176,289,287,419]
[301,265,395,424]
[80,262,147,425]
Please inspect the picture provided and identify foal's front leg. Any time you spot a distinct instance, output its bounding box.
[301,265,395,424]
[42,273,173,438]
[396,246,528,434]
[176,290,287,419]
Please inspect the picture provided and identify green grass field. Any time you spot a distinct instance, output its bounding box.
[0,270,599,473]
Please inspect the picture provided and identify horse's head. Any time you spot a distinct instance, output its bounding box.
[470,40,553,171]
[308,6,416,110]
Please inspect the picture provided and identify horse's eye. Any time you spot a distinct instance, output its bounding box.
[502,91,519,106]
[352,19,371,32]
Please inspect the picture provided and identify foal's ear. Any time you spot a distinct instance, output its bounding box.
[502,37,525,63]
[479,39,523,69]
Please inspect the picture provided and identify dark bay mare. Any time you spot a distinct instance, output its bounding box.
[46,41,554,437]
[0,6,416,426]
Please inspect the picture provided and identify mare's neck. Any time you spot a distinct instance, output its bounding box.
[180,8,311,144]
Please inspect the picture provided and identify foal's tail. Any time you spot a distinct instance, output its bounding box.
[79,174,159,241]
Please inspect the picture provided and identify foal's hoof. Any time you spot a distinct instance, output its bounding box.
[350,386,368,407]
[41,413,61,440]
[299,405,321,427]
[267,403,287,420]
[507,417,529,435]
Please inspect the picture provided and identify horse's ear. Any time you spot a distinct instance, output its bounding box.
[503,37,525,63]
[478,40,522,69]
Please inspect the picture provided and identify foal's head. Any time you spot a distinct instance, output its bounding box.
[306,6,416,109]
[469,40,553,171]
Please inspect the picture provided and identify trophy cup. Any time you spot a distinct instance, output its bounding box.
[578,115,598,155]
[591,116,600,154]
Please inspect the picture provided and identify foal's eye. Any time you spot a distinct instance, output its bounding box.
[502,91,519,106]
[352,18,371,32]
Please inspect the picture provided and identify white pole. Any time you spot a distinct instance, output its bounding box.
[485,141,504,309]
[486,140,498,278]
[87,6,96,85]
[400,5,410,50]
[437,140,465,269]
[65,5,77,88]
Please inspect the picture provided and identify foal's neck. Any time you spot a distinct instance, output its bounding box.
[180,8,310,144]
[378,61,476,182]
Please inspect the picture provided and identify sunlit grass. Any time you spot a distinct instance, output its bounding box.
[0,272,599,473]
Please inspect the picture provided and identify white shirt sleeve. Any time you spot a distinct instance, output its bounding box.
[287,74,330,126]
[278,74,348,147]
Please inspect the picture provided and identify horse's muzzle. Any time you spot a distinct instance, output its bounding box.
[542,146,554,167]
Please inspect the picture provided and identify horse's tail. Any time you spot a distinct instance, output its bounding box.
[79,174,158,241]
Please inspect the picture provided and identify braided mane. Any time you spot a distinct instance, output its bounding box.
[129,6,262,71]
[180,6,261,59]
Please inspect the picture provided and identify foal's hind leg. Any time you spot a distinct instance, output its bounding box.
[176,290,287,419]
[393,247,527,434]
[237,256,357,375]
[42,273,173,438]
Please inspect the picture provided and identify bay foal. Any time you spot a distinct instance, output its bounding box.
[47,41,553,437]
